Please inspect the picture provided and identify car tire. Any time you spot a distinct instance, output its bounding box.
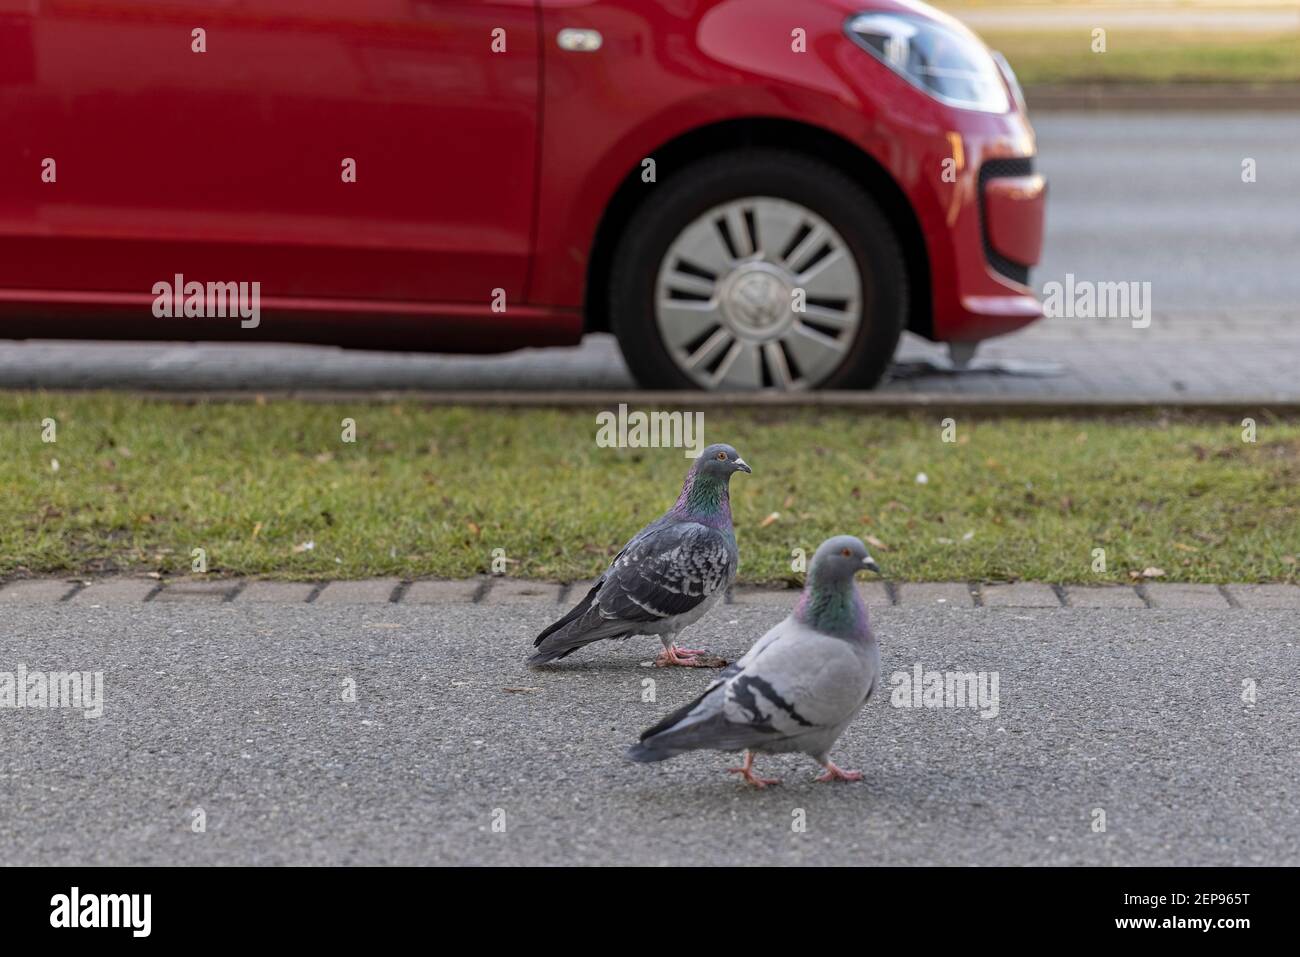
[608,149,908,391]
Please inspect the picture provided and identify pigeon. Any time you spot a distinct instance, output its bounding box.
[528,443,751,668]
[627,535,881,786]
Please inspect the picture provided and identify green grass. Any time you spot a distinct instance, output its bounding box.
[1,394,1296,585]
[985,31,1300,85]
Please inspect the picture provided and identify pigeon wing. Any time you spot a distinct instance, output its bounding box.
[631,621,869,758]
[594,521,734,625]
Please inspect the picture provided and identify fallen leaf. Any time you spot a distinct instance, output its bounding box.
[865,535,889,551]
[467,521,481,536]
[759,512,780,528]
[1142,567,1166,578]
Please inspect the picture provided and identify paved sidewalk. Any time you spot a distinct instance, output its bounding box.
[7,310,1294,405]
[1,600,1294,865]
[2,576,1296,610]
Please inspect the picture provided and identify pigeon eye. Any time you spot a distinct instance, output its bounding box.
[716,451,727,460]
[841,548,852,557]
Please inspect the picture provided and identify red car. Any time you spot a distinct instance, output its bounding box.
[0,0,1045,391]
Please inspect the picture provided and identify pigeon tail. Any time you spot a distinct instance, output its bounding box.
[528,582,628,666]
[624,741,674,763]
[628,684,745,761]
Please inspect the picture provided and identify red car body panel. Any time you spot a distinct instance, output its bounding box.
[0,0,1042,354]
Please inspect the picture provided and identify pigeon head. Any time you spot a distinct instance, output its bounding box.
[694,443,751,479]
[795,535,879,640]
[671,443,749,525]
[810,535,881,582]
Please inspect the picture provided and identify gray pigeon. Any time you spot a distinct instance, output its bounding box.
[528,443,751,668]
[627,535,881,786]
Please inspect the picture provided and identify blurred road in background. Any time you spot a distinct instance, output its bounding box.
[951,6,1300,32]
[3,112,1297,401]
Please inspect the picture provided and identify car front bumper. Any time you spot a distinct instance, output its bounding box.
[924,115,1047,343]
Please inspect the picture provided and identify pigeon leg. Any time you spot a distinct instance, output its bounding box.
[653,644,705,667]
[671,642,707,655]
[653,634,707,667]
[726,751,781,788]
[815,760,864,783]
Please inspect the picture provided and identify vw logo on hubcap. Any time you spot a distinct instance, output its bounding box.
[722,264,793,340]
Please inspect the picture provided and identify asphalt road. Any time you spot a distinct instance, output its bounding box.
[2,600,1295,866]
[2,112,1297,400]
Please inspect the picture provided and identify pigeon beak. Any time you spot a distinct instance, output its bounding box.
[733,458,751,474]
[862,557,881,575]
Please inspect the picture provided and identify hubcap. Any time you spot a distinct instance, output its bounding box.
[655,197,863,390]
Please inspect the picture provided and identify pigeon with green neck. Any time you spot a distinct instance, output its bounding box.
[627,535,881,785]
[528,443,751,668]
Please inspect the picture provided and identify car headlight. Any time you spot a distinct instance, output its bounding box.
[846,12,1010,114]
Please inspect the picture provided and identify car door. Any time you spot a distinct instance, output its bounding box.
[0,0,539,309]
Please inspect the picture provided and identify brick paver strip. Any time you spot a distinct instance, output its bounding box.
[0,577,1287,608]
[403,579,482,604]
[981,583,1062,608]
[485,579,562,604]
[1065,586,1146,608]
[1223,584,1300,609]
[236,581,316,603]
[313,580,402,604]
[0,579,76,603]
[1143,583,1230,609]
[153,580,235,602]
[71,579,159,604]
[895,582,976,607]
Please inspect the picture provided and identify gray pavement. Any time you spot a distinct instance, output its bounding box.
[1,595,1296,865]
[1,112,1298,402]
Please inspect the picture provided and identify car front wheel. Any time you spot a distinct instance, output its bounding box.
[609,150,907,391]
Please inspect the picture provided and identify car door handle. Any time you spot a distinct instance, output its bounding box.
[556,28,602,52]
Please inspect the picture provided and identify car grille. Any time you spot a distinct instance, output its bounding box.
[978,156,1035,286]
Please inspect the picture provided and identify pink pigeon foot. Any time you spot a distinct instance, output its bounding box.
[815,761,864,783]
[727,751,781,788]
[653,645,709,667]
